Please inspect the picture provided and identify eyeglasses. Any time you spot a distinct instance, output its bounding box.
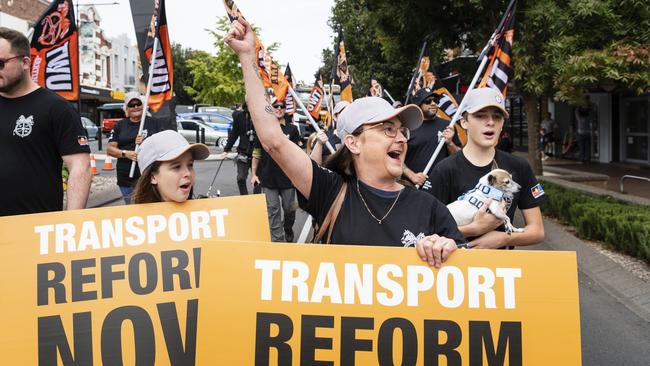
[0,55,25,70]
[127,101,142,108]
[356,122,410,140]
[422,96,440,105]
[272,104,285,110]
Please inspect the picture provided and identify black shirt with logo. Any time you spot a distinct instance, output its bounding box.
[430,150,546,226]
[109,118,162,187]
[225,109,255,156]
[0,88,90,216]
[254,122,301,189]
[298,160,466,246]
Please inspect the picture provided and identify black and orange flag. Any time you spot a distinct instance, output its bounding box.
[222,0,289,103]
[143,0,173,112]
[29,0,78,101]
[408,50,460,121]
[479,1,516,96]
[331,29,353,102]
[284,64,296,115]
[368,75,384,98]
[307,74,325,120]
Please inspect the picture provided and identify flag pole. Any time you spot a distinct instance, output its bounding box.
[404,41,427,104]
[128,36,159,178]
[416,0,517,189]
[384,89,397,104]
[289,86,335,154]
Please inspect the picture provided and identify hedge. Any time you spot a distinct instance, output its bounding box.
[541,181,650,264]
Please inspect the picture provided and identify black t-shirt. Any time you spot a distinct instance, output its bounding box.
[0,88,90,216]
[109,118,162,187]
[430,150,546,226]
[405,117,461,176]
[254,123,301,189]
[298,160,466,246]
[225,109,255,156]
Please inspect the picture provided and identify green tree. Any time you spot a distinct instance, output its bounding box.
[171,43,198,106]
[185,16,280,107]
[325,0,650,173]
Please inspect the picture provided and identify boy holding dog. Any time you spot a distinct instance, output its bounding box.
[430,88,546,249]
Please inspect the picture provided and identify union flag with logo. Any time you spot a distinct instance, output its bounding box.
[307,74,325,120]
[143,0,173,112]
[331,29,353,102]
[479,1,516,96]
[222,0,289,103]
[368,75,384,98]
[29,0,78,101]
[284,64,296,115]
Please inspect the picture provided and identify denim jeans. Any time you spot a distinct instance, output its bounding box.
[119,185,134,204]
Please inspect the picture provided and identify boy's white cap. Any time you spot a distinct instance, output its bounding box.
[461,87,509,118]
[337,97,423,137]
[138,130,210,173]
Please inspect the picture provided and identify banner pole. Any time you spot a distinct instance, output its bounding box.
[128,36,159,178]
[289,86,335,154]
[384,89,396,104]
[404,41,427,104]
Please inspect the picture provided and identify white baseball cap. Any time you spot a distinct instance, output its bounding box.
[333,101,350,116]
[337,97,423,137]
[138,130,210,173]
[461,87,509,118]
[124,91,144,107]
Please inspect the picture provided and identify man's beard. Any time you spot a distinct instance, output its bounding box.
[423,109,438,119]
[0,71,26,94]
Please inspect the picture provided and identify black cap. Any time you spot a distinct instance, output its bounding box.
[412,87,437,106]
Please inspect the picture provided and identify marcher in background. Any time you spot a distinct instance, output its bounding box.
[430,87,545,249]
[575,98,593,164]
[309,101,348,165]
[541,112,555,158]
[403,87,462,193]
[107,92,162,204]
[132,130,209,203]
[497,130,514,153]
[225,17,464,267]
[251,100,302,242]
[0,27,91,216]
[220,101,255,195]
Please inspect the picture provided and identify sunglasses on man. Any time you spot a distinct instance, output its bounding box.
[422,96,440,105]
[127,101,143,108]
[0,55,25,70]
[272,104,285,110]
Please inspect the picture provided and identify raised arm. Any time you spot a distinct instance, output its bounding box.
[225,17,312,198]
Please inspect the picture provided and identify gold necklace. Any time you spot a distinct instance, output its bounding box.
[356,179,403,225]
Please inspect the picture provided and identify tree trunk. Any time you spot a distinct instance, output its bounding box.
[524,95,543,175]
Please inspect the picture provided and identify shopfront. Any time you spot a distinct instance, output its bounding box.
[621,96,650,165]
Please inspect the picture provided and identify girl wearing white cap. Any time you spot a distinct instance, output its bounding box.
[430,88,545,249]
[226,18,464,268]
[131,130,210,204]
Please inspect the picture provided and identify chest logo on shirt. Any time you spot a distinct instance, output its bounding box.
[401,229,425,247]
[13,115,35,138]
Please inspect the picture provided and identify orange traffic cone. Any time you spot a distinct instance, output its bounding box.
[103,155,114,170]
[90,154,98,175]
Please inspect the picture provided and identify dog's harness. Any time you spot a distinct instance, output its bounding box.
[457,183,504,210]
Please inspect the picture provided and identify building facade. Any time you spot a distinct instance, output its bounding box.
[110,33,140,94]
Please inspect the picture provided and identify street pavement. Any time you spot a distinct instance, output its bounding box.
[90,151,650,365]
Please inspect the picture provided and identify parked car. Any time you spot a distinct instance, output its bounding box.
[177,119,225,145]
[178,112,233,133]
[196,106,234,118]
[98,102,151,135]
[81,117,99,140]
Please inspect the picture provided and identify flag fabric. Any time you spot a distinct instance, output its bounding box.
[29,0,79,101]
[222,0,289,103]
[432,79,459,120]
[331,29,352,102]
[478,3,516,96]
[368,75,384,98]
[284,64,296,115]
[409,52,461,121]
[143,0,174,112]
[307,74,325,120]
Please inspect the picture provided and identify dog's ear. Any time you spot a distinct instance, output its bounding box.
[488,174,497,186]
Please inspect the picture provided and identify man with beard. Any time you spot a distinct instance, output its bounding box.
[0,27,91,216]
[403,87,461,194]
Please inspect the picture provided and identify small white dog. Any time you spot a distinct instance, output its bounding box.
[447,169,524,234]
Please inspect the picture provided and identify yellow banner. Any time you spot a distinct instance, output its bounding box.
[0,196,581,365]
